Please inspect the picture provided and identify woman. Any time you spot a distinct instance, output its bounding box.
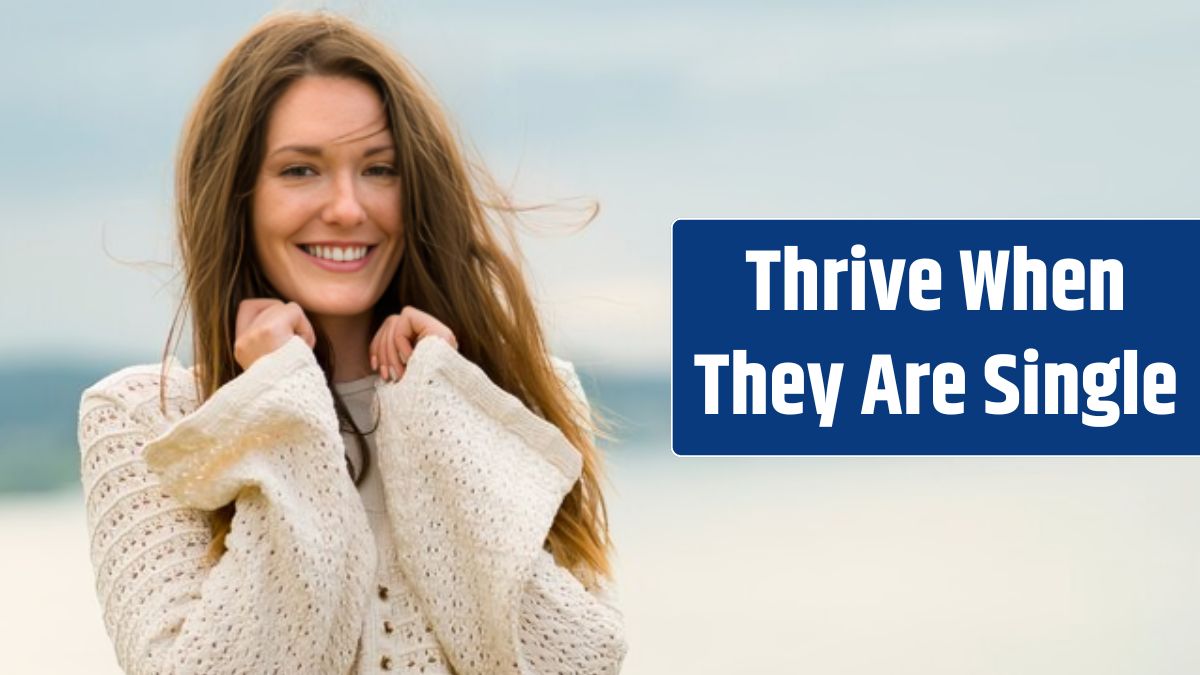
[77,11,626,675]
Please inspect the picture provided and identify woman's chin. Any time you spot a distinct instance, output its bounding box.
[296,296,376,320]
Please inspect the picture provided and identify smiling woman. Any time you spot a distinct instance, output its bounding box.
[252,76,407,381]
[76,10,625,675]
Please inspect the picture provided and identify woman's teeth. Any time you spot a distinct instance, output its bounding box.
[302,245,369,262]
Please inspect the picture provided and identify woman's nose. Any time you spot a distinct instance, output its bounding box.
[322,172,367,226]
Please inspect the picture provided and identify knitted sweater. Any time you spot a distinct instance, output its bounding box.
[77,335,627,674]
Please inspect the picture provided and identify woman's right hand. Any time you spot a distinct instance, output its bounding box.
[234,299,317,370]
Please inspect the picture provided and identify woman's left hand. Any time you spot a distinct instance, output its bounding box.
[370,306,458,382]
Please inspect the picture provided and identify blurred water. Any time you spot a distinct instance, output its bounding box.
[9,448,1199,674]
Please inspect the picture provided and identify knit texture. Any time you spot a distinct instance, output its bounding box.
[78,335,627,674]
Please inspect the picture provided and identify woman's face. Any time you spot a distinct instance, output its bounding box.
[252,75,403,322]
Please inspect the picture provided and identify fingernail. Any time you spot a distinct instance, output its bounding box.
[370,355,377,370]
[389,366,398,381]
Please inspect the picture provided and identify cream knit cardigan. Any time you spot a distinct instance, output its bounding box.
[78,334,627,674]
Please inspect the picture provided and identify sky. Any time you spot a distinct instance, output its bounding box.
[1,0,1198,371]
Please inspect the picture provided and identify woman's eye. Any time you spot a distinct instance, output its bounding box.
[281,165,316,177]
[365,165,398,177]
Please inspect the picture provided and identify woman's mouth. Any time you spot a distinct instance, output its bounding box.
[297,243,377,272]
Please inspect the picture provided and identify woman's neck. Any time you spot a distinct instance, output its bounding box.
[313,312,375,383]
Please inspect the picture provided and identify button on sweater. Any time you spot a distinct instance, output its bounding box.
[77,335,627,674]
[335,370,452,673]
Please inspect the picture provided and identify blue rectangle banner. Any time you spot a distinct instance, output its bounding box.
[671,219,1195,454]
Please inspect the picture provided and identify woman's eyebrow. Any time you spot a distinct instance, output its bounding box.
[269,144,321,157]
[268,143,395,158]
[362,144,395,157]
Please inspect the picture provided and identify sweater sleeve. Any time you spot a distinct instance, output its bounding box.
[375,337,628,675]
[78,336,374,675]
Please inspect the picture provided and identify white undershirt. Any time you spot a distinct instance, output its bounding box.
[333,374,386,516]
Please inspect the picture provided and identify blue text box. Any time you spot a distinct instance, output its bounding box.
[671,219,1196,454]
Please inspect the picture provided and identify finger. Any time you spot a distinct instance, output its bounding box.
[288,303,317,349]
[236,298,279,338]
[376,317,391,381]
[387,317,408,382]
[399,306,456,354]
[377,316,397,379]
[257,302,292,345]
[419,323,455,351]
[384,316,402,382]
[369,322,381,374]
[432,325,457,351]
[397,314,416,366]
[394,307,425,363]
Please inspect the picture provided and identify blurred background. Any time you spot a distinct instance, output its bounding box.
[2,1,1199,673]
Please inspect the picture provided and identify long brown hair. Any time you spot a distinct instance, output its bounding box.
[161,11,613,586]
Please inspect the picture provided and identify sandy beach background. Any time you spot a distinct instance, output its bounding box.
[5,450,1200,674]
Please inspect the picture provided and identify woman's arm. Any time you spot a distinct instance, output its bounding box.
[78,336,374,675]
[517,548,627,674]
[375,337,627,675]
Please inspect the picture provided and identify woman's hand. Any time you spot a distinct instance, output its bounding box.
[370,306,458,382]
[234,299,317,370]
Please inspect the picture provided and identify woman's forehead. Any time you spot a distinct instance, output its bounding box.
[266,76,393,153]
